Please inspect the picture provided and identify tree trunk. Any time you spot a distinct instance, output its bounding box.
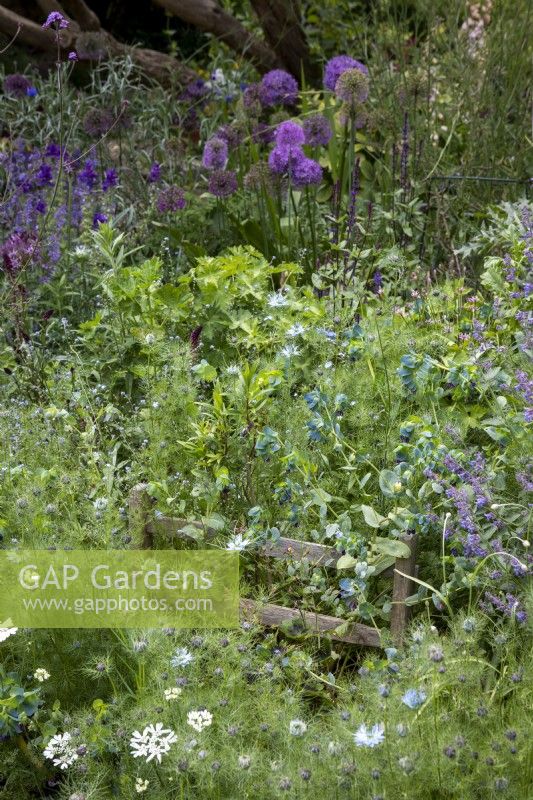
[152,0,280,73]
[250,0,319,82]
[0,4,197,87]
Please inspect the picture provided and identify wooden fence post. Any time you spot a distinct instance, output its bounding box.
[129,483,152,549]
[390,533,418,646]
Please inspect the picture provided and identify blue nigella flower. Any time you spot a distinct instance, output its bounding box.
[402,689,427,709]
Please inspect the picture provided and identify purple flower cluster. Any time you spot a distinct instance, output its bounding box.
[3,74,31,98]
[202,137,228,170]
[481,592,527,624]
[156,186,186,213]
[267,120,323,188]
[208,170,238,199]
[303,114,332,147]
[148,162,162,183]
[323,55,368,91]
[42,11,69,29]
[259,70,298,107]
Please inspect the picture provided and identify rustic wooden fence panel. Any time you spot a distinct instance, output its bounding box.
[129,484,417,646]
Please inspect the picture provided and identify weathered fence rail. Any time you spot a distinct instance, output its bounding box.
[129,484,417,646]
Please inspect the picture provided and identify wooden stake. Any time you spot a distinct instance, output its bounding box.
[390,534,418,645]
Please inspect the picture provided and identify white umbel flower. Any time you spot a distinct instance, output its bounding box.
[289,719,307,736]
[0,628,18,643]
[187,709,213,733]
[43,732,79,770]
[130,723,177,764]
[34,668,50,682]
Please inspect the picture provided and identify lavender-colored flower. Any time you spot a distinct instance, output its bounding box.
[68,51,78,61]
[292,156,322,188]
[1,232,37,275]
[275,120,305,147]
[401,689,427,709]
[335,68,370,110]
[252,122,276,146]
[148,162,162,183]
[216,123,244,150]
[202,137,228,170]
[102,168,118,192]
[157,186,186,213]
[3,74,31,98]
[303,114,332,146]
[92,212,108,228]
[42,11,69,29]
[323,55,368,91]
[79,159,98,190]
[268,146,301,175]
[259,69,298,107]
[208,170,238,198]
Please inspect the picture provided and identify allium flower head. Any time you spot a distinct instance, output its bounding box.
[243,83,262,115]
[129,723,177,763]
[303,114,333,146]
[157,186,186,213]
[83,108,113,138]
[208,170,238,198]
[268,146,302,175]
[43,732,79,769]
[148,162,162,183]
[402,688,427,709]
[292,156,322,188]
[3,74,31,98]
[202,137,228,170]
[323,55,368,91]
[259,69,299,107]
[353,723,385,748]
[275,120,305,147]
[216,123,244,149]
[335,68,370,109]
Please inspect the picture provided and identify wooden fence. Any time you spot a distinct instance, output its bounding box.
[129,484,418,647]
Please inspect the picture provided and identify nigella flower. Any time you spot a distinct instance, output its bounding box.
[335,68,370,110]
[3,74,31,98]
[401,688,427,709]
[157,185,186,213]
[102,168,118,192]
[303,114,332,146]
[43,732,79,769]
[202,137,228,170]
[289,719,307,736]
[147,162,162,183]
[279,344,301,358]
[323,55,368,91]
[171,647,194,668]
[26,86,38,97]
[0,627,18,642]
[42,11,69,28]
[187,709,213,733]
[129,723,177,763]
[268,292,289,307]
[259,69,299,107]
[208,170,238,198]
[287,323,305,337]
[226,533,253,551]
[275,120,305,147]
[353,723,385,748]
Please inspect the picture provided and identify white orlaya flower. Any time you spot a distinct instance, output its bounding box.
[226,533,253,551]
[187,709,213,733]
[0,627,18,643]
[130,722,177,764]
[43,732,79,770]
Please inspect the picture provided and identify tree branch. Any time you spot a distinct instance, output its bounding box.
[250,0,319,82]
[61,0,101,31]
[152,0,280,72]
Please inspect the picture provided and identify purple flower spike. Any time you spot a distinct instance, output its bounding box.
[148,162,162,183]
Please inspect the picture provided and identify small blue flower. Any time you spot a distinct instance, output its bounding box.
[26,86,38,97]
[402,689,427,709]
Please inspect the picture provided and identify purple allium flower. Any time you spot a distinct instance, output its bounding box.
[252,122,275,145]
[244,162,275,192]
[68,51,78,61]
[323,55,368,91]
[303,114,332,146]
[1,232,37,275]
[208,170,238,198]
[148,162,162,183]
[83,108,113,138]
[157,185,186,213]
[215,123,244,150]
[268,145,302,175]
[202,137,228,170]
[259,69,298,107]
[3,74,31,98]
[243,83,262,114]
[275,120,305,147]
[335,67,370,109]
[180,78,208,103]
[92,212,108,228]
[292,156,322,188]
[42,11,69,29]
[102,168,118,192]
